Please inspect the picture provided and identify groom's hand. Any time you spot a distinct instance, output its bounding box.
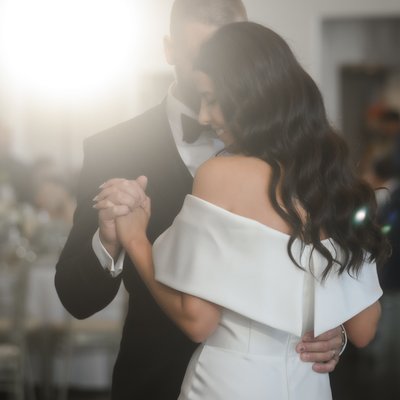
[296,326,344,373]
[94,177,148,258]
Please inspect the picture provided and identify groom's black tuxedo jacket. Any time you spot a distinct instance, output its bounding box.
[55,102,198,399]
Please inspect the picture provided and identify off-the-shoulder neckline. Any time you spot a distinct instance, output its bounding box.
[186,194,333,244]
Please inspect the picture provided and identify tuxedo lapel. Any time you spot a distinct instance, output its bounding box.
[119,102,193,290]
[131,100,194,241]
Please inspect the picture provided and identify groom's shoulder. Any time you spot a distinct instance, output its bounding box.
[85,102,167,150]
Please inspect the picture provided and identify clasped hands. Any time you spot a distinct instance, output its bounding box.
[93,176,150,257]
[92,176,344,373]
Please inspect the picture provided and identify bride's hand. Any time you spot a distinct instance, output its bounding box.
[116,193,151,249]
[94,176,148,215]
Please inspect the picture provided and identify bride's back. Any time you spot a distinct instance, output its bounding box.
[193,154,301,237]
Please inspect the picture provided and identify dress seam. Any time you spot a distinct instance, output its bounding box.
[284,335,290,400]
[248,319,252,353]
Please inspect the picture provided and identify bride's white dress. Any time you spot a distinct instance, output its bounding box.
[153,195,382,400]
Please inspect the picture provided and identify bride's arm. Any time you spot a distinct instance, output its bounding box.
[94,176,221,343]
[124,233,221,343]
[343,301,381,348]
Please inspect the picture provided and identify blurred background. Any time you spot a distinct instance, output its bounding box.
[0,0,399,399]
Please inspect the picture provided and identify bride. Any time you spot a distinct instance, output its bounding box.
[94,22,389,399]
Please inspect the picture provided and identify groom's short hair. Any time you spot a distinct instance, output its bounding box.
[170,0,248,39]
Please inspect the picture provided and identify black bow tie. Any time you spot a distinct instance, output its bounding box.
[181,114,210,143]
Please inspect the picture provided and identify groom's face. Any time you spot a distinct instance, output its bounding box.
[165,20,218,112]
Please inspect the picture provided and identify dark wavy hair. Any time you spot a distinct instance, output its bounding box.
[194,21,390,279]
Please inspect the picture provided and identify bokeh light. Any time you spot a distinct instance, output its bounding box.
[353,206,368,225]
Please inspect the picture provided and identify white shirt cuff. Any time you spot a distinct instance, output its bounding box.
[92,229,125,278]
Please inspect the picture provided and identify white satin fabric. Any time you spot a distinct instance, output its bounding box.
[153,195,382,400]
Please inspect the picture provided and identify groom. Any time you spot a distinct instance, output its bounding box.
[55,1,345,398]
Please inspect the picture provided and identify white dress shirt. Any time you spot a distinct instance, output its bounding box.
[92,84,224,277]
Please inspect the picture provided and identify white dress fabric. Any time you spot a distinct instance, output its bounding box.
[153,195,383,400]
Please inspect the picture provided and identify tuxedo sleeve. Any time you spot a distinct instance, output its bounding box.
[54,137,122,319]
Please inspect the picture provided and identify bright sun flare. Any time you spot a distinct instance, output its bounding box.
[0,0,141,99]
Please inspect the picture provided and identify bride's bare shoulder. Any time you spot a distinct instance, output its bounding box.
[192,156,271,208]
